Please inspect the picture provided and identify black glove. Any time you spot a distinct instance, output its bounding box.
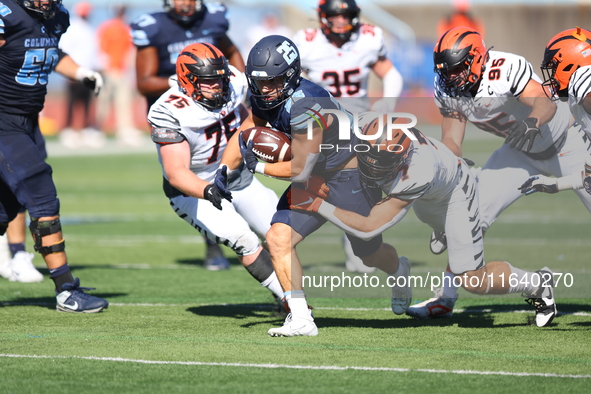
[463,158,475,166]
[238,132,259,173]
[504,117,540,152]
[203,183,232,210]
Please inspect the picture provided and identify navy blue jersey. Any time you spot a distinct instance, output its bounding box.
[0,0,69,115]
[130,2,229,106]
[250,78,357,173]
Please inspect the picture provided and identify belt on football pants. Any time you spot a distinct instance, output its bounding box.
[524,132,567,161]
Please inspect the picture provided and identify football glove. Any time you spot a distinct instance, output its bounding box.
[210,165,233,204]
[304,174,330,199]
[288,187,324,212]
[238,133,259,173]
[504,117,540,152]
[518,175,558,195]
[76,67,103,96]
[203,182,232,210]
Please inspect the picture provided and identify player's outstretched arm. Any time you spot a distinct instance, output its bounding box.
[316,196,412,241]
[517,79,557,128]
[55,54,103,95]
[218,35,245,72]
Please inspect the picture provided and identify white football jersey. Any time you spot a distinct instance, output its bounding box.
[381,132,462,202]
[149,66,250,185]
[569,65,591,138]
[435,50,572,153]
[293,24,387,102]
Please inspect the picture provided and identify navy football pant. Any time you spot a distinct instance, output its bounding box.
[272,168,383,257]
[0,112,59,225]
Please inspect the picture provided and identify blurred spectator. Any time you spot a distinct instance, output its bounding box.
[437,0,485,38]
[97,5,143,147]
[244,12,292,58]
[59,1,104,148]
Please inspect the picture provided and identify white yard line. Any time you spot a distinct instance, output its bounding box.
[0,353,588,379]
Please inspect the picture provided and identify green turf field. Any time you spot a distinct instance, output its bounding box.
[1,133,590,393]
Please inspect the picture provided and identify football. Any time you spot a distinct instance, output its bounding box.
[241,126,292,163]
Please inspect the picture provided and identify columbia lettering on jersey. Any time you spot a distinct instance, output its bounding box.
[293,23,386,108]
[434,50,572,154]
[148,66,252,190]
[250,78,357,173]
[0,0,69,115]
[569,65,591,134]
[130,2,229,107]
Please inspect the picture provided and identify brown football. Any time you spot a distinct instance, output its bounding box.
[241,127,292,163]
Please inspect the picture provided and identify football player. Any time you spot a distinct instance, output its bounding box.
[292,0,403,273]
[148,43,285,309]
[296,116,557,328]
[130,0,245,270]
[415,27,591,319]
[292,0,403,113]
[0,0,108,312]
[519,27,591,196]
[217,35,411,337]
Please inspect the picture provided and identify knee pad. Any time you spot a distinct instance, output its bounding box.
[29,218,65,254]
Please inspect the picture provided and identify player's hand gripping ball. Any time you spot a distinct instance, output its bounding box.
[240,127,292,163]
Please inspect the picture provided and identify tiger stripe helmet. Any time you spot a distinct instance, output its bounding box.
[175,43,232,109]
[357,116,413,188]
[541,27,591,100]
[433,27,488,96]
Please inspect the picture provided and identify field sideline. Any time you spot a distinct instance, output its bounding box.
[0,131,590,393]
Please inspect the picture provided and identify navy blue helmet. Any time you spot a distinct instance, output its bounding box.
[17,0,62,19]
[163,0,205,26]
[246,35,301,110]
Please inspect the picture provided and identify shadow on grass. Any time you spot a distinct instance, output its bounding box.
[0,293,127,311]
[188,302,527,329]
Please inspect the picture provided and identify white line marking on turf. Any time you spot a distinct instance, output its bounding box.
[0,354,589,379]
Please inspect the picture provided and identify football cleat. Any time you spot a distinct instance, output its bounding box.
[525,267,557,327]
[55,278,109,313]
[429,230,447,255]
[406,287,457,319]
[9,252,43,283]
[268,312,318,337]
[204,243,231,271]
[390,256,412,315]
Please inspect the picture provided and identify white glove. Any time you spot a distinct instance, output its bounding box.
[76,67,103,96]
[168,75,178,88]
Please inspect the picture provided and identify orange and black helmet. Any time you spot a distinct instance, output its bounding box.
[175,43,232,109]
[357,116,413,188]
[541,27,591,100]
[433,27,488,96]
[317,0,360,41]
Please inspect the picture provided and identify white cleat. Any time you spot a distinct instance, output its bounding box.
[9,252,43,283]
[406,287,457,319]
[429,230,447,255]
[268,313,318,337]
[526,267,557,328]
[390,256,412,315]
